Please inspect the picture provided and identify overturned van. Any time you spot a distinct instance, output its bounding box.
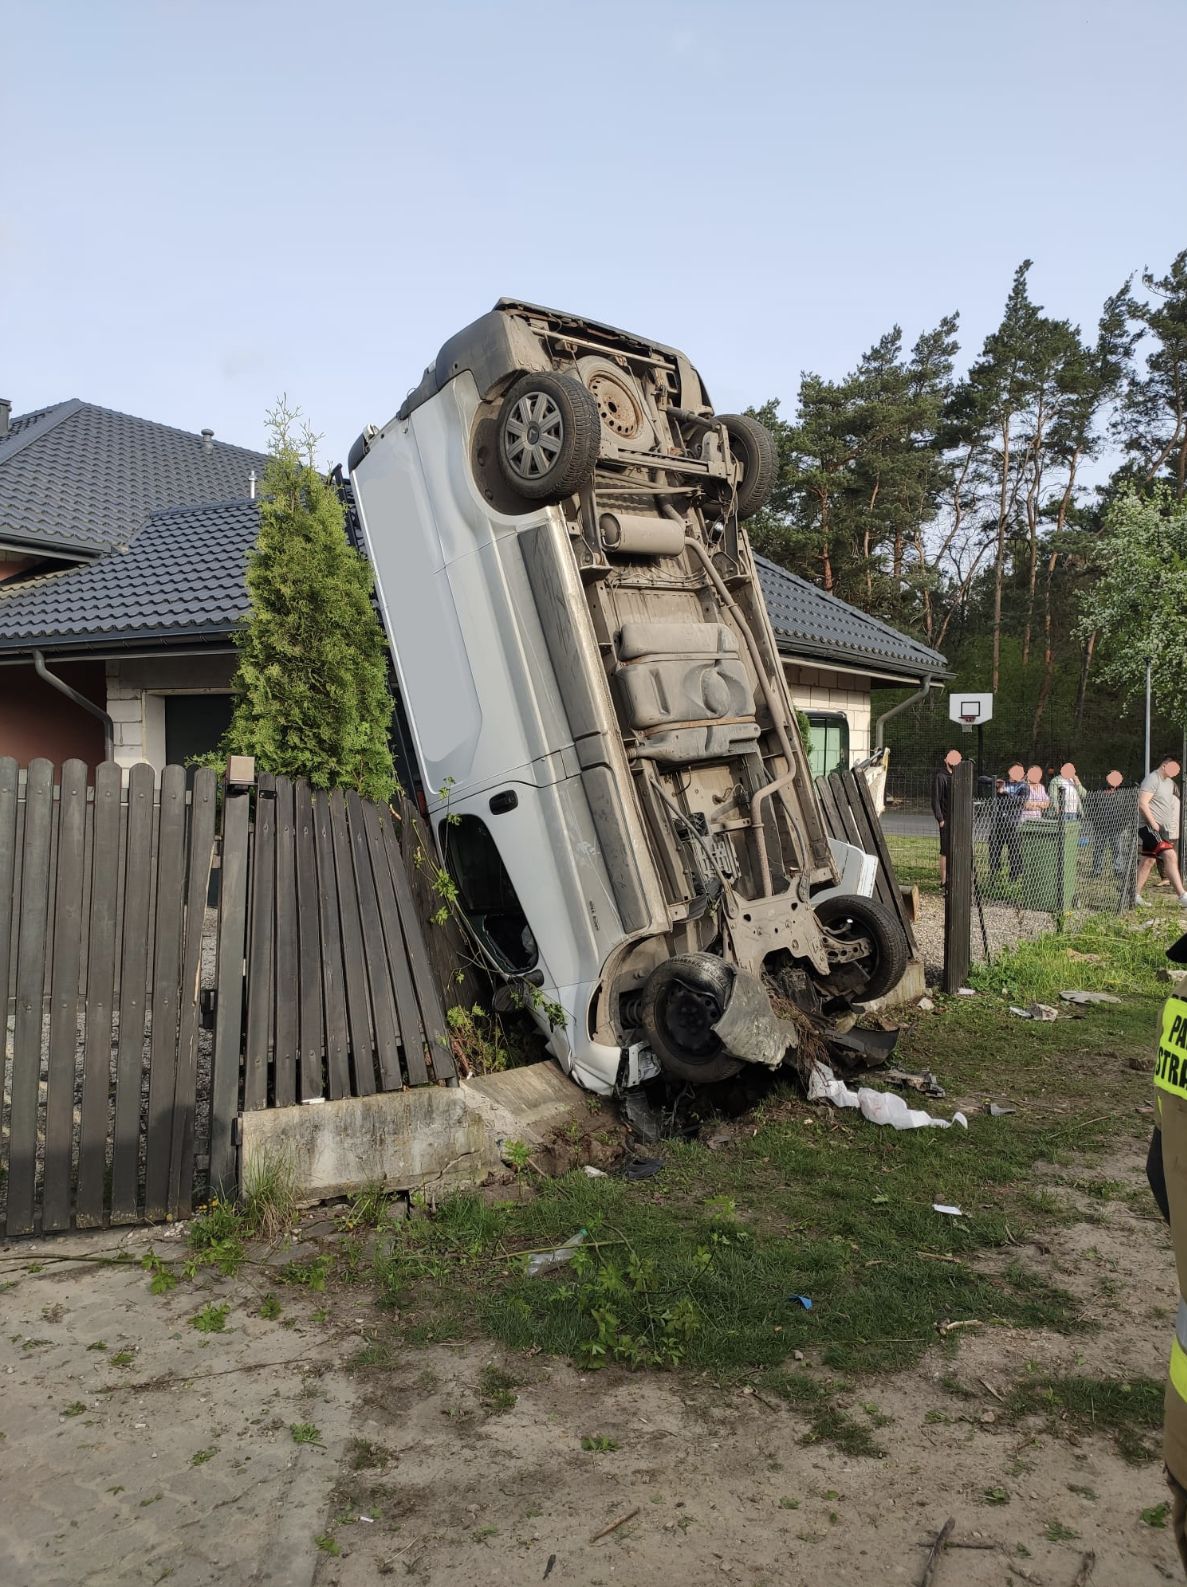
[349,301,908,1094]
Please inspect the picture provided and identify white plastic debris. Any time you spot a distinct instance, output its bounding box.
[956,987,977,997]
[582,1165,608,1178]
[916,997,935,1013]
[932,1204,964,1217]
[1059,990,1122,1005]
[807,1062,967,1132]
[526,1229,587,1277]
[1009,1003,1059,1021]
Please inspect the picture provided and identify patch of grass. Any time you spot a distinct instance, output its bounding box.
[779,1496,800,1510]
[581,1434,619,1452]
[348,1438,395,1471]
[141,1254,178,1295]
[478,1365,519,1413]
[62,1401,87,1417]
[110,1350,136,1368]
[1142,1501,1169,1528]
[86,1340,108,1352]
[241,1150,298,1239]
[762,1372,885,1458]
[291,1422,323,1446]
[1006,1375,1162,1464]
[982,1486,1010,1505]
[258,1295,282,1321]
[190,1447,217,1466]
[186,1199,246,1277]
[314,1533,341,1556]
[278,1255,333,1292]
[344,1182,394,1231]
[189,1302,230,1335]
[1045,1520,1079,1543]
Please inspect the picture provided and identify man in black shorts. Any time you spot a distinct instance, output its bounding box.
[1137,754,1187,908]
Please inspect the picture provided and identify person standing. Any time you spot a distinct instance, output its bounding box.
[1020,765,1051,821]
[1146,931,1187,1571]
[1087,770,1126,879]
[1136,755,1187,908]
[1049,761,1086,820]
[931,748,962,888]
[987,761,1026,882]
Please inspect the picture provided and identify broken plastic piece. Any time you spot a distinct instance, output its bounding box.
[624,1157,663,1181]
[1059,990,1122,1005]
[582,1165,608,1178]
[956,987,977,996]
[711,968,798,1069]
[933,1204,964,1216]
[526,1229,587,1277]
[789,1294,814,1310]
[988,1103,1016,1118]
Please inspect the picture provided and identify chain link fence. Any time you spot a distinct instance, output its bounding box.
[879,772,1148,984]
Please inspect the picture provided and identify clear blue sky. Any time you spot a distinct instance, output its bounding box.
[4,0,1185,466]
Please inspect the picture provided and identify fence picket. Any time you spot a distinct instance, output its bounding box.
[76,763,121,1226]
[7,759,54,1236]
[169,769,217,1215]
[363,801,424,1086]
[41,760,87,1230]
[330,788,374,1096]
[209,780,251,1194]
[380,809,452,1083]
[294,780,325,1103]
[143,765,187,1221]
[347,791,402,1089]
[272,777,298,1107]
[243,773,275,1111]
[313,791,350,1101]
[111,765,155,1222]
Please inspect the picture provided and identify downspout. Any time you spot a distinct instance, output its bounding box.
[875,673,934,751]
[32,649,115,761]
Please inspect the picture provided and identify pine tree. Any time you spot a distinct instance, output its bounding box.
[222,400,396,803]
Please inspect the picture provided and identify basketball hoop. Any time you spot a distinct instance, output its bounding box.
[959,712,978,724]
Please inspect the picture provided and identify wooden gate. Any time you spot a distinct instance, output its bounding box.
[813,767,918,956]
[0,758,217,1235]
[0,758,456,1235]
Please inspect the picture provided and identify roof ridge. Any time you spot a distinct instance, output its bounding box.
[0,399,83,469]
[754,553,946,664]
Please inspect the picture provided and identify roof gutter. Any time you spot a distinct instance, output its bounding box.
[32,648,115,761]
[874,673,936,751]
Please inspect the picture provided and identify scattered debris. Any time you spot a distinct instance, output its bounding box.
[826,1025,900,1072]
[885,1067,946,1098]
[1067,949,1102,962]
[543,1553,557,1580]
[916,996,935,1013]
[590,1506,640,1544]
[1059,990,1122,1005]
[703,1128,733,1151]
[526,1230,587,1277]
[987,1103,1016,1118]
[979,1378,1004,1401]
[788,1294,813,1311]
[809,1062,967,1132]
[621,1090,663,1142]
[956,987,977,996]
[932,1204,964,1217]
[936,1318,981,1336]
[1072,1552,1096,1586]
[1008,1003,1059,1021]
[624,1157,663,1181]
[918,1516,955,1586]
[582,1165,607,1179]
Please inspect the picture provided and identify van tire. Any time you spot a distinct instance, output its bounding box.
[496,372,601,504]
[813,894,908,1003]
[719,413,779,520]
[639,953,744,1085]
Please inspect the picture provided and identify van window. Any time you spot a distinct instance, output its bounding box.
[439,813,539,973]
[806,712,849,779]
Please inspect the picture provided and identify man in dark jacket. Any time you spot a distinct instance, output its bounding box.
[987,761,1026,883]
[931,748,962,887]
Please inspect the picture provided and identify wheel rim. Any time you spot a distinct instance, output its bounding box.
[656,976,725,1062]
[504,392,564,481]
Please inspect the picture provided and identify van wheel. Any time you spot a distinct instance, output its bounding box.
[719,413,778,520]
[496,371,601,504]
[639,954,744,1085]
[813,894,908,1003]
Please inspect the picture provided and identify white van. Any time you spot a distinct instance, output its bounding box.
[349,301,906,1095]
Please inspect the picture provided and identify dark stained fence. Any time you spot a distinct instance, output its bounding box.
[942,760,975,994]
[814,768,918,957]
[1,759,457,1233]
[0,758,217,1236]
[208,765,456,1192]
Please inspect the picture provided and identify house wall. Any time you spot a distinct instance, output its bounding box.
[106,654,236,771]
[0,661,107,768]
[783,661,872,764]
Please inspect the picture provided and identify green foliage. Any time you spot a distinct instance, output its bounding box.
[240,1150,298,1239]
[190,1302,230,1334]
[1078,486,1187,723]
[221,398,396,803]
[581,1434,619,1452]
[291,1421,323,1446]
[1006,1374,1163,1464]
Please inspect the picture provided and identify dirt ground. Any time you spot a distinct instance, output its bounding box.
[0,1141,1182,1587]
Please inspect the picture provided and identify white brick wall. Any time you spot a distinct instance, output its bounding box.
[784,662,873,764]
[105,655,236,773]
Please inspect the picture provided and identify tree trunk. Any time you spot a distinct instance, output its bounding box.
[1029,548,1059,749]
[1074,630,1096,729]
[992,415,1011,692]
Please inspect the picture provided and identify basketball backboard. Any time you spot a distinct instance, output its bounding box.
[948,692,993,725]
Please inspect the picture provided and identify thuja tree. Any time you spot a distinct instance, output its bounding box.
[222,400,396,802]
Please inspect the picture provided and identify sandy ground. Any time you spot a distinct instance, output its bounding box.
[0,1147,1182,1587]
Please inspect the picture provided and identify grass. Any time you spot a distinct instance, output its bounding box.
[190,1302,230,1334]
[1006,1374,1163,1464]
[240,1149,298,1240]
[291,1422,323,1446]
[581,1434,619,1452]
[478,1365,519,1413]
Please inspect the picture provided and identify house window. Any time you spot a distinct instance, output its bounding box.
[438,813,538,974]
[806,712,850,779]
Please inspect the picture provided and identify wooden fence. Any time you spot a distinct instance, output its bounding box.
[813,767,918,957]
[0,759,454,1236]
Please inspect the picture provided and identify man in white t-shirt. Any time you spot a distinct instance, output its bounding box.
[1136,755,1187,907]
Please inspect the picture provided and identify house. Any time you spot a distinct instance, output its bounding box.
[755,555,949,777]
[0,397,948,779]
[0,398,267,770]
